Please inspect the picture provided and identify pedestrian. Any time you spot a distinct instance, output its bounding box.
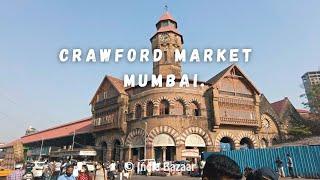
[287,153,294,178]
[58,164,76,180]
[7,163,26,180]
[275,156,285,177]
[202,154,242,180]
[108,160,116,180]
[77,165,92,180]
[117,160,125,180]
[244,167,255,180]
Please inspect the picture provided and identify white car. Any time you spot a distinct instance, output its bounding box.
[85,162,96,172]
[31,161,46,178]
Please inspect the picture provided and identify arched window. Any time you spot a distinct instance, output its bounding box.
[240,137,254,150]
[175,100,186,115]
[220,137,235,151]
[190,101,201,116]
[146,101,154,117]
[135,104,142,119]
[160,100,170,115]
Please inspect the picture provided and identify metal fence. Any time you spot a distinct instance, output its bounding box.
[202,145,320,178]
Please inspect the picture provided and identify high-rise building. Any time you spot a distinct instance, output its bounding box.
[302,71,320,112]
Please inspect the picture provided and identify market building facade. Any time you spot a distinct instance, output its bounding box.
[90,11,282,163]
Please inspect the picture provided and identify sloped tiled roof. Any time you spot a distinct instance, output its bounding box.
[156,25,180,35]
[1,117,93,148]
[206,64,234,85]
[20,117,92,144]
[159,11,176,22]
[271,98,288,115]
[206,64,260,94]
[90,75,127,104]
[106,76,126,95]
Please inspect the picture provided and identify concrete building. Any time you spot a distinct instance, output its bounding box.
[90,11,282,163]
[302,71,320,112]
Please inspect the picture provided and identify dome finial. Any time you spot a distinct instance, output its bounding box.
[164,5,168,12]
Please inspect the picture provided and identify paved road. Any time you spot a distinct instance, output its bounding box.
[94,173,315,180]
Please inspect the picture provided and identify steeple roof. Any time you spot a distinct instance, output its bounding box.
[158,11,176,22]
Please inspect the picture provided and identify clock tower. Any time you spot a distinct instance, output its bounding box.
[150,11,184,79]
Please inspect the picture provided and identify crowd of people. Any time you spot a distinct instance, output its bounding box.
[5,153,296,180]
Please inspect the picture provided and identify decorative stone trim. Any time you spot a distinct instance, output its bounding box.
[214,131,237,147]
[147,126,181,146]
[180,127,213,146]
[155,96,174,106]
[174,96,189,107]
[189,98,201,107]
[125,128,145,147]
[236,132,258,148]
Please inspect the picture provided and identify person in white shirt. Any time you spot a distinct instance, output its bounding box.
[108,160,116,179]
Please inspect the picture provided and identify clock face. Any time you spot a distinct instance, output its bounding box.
[159,33,170,43]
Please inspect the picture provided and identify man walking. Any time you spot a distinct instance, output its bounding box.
[275,156,285,177]
[287,154,294,178]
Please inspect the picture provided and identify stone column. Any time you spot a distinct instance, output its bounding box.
[154,105,159,116]
[162,147,167,161]
[124,146,131,161]
[212,88,220,130]
[146,145,153,159]
[254,94,261,132]
[176,144,185,161]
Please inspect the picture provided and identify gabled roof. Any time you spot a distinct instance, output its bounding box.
[206,64,260,94]
[90,75,127,104]
[271,97,289,115]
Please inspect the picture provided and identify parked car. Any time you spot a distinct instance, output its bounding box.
[31,161,46,178]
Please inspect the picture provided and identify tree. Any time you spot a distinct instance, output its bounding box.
[301,83,320,115]
[300,83,320,135]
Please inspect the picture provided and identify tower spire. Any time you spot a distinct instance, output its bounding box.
[150,10,183,79]
[164,5,168,12]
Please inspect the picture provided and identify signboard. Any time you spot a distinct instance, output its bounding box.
[181,149,200,157]
[79,150,97,156]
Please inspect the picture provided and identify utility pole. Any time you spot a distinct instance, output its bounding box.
[39,138,44,161]
[72,130,76,150]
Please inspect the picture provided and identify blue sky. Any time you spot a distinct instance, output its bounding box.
[0,1,319,142]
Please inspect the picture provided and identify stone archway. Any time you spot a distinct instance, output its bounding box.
[147,126,180,161]
[125,128,146,161]
[236,132,258,149]
[215,131,237,151]
[180,127,213,146]
[147,126,180,146]
[125,128,145,147]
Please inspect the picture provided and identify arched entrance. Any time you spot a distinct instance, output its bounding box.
[112,140,121,161]
[185,134,206,153]
[153,134,176,162]
[100,142,108,162]
[130,136,145,161]
[220,137,235,151]
[240,137,254,150]
[125,128,146,161]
